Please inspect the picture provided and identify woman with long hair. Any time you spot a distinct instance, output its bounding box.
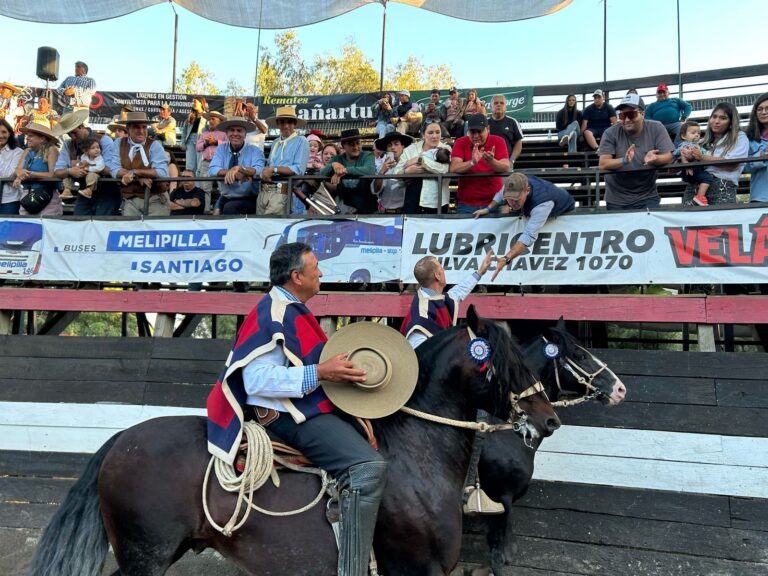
[14,123,62,215]
[744,92,768,203]
[182,97,208,175]
[395,119,451,214]
[0,118,23,214]
[681,102,748,205]
[555,94,582,153]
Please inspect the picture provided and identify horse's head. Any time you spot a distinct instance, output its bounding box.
[465,305,560,443]
[538,317,627,406]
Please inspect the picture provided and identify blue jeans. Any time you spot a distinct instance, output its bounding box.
[185,133,200,174]
[0,201,20,215]
[558,121,580,153]
[456,203,500,215]
[376,121,394,139]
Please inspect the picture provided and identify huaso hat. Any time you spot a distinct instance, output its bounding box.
[218,116,257,133]
[20,122,59,143]
[0,82,22,93]
[124,111,151,125]
[320,322,418,419]
[266,106,307,128]
[54,109,90,135]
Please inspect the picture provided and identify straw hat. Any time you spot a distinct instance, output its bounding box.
[20,122,59,143]
[320,322,418,419]
[218,116,257,133]
[0,82,21,94]
[265,106,307,128]
[203,111,226,121]
[54,109,90,135]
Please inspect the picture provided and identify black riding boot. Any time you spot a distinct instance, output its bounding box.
[337,460,388,576]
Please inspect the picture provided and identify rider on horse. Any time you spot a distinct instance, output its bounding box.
[207,242,387,576]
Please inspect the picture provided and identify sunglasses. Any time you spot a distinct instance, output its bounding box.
[424,118,441,125]
[619,110,640,121]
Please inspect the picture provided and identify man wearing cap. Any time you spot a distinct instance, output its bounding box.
[450,114,510,214]
[472,173,575,280]
[55,61,96,117]
[644,84,692,142]
[581,89,617,151]
[208,116,265,215]
[488,95,524,165]
[260,107,310,216]
[440,87,465,137]
[105,111,170,217]
[206,242,387,576]
[598,93,674,211]
[372,132,412,213]
[318,129,376,214]
[54,109,118,216]
[151,104,177,146]
[195,111,227,212]
[393,90,423,136]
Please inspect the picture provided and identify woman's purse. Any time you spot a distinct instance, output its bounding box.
[20,187,52,214]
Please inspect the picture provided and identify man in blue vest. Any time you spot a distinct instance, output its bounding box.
[206,242,386,576]
[472,173,575,281]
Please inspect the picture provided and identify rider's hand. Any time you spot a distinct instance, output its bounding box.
[317,352,367,384]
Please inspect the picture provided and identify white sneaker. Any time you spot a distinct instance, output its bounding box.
[559,133,571,148]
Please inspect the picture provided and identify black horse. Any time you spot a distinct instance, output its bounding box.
[467,318,626,576]
[28,305,560,576]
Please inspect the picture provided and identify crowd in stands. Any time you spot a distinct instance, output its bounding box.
[1,64,768,219]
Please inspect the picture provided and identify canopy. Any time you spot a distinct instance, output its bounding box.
[0,0,572,27]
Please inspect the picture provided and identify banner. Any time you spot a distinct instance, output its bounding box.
[1,209,765,285]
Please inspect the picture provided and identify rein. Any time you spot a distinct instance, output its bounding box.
[545,336,608,407]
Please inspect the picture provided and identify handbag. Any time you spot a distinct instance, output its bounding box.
[20,187,52,214]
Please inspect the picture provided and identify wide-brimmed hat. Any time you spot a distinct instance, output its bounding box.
[266,106,307,128]
[203,111,226,121]
[218,116,257,133]
[374,132,413,151]
[54,109,90,135]
[0,82,21,94]
[20,122,59,143]
[320,322,418,419]
[124,111,151,125]
[107,119,127,133]
[339,128,363,143]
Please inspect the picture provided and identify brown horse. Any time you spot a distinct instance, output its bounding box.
[28,305,560,576]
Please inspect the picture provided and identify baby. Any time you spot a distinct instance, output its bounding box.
[62,138,104,199]
[421,147,451,165]
[674,120,712,206]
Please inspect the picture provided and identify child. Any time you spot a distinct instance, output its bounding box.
[421,147,451,165]
[61,138,104,199]
[306,134,324,171]
[674,120,713,206]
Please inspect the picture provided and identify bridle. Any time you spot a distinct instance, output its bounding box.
[543,336,610,408]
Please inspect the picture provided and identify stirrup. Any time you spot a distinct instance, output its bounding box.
[463,484,505,515]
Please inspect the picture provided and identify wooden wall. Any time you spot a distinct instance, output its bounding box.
[1,336,766,576]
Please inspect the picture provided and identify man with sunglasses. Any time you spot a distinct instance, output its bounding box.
[597,93,674,211]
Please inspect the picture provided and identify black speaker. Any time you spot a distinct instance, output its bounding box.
[36,46,60,82]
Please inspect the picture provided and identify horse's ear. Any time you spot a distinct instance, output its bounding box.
[467,304,483,334]
[556,316,566,331]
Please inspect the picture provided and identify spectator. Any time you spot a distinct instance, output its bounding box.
[488,94,524,164]
[644,84,692,142]
[195,110,227,213]
[450,114,510,214]
[625,88,646,110]
[681,102,749,206]
[744,92,768,203]
[181,97,208,176]
[152,103,177,146]
[241,103,268,150]
[260,107,309,216]
[582,89,617,151]
[292,133,326,215]
[440,87,465,138]
[473,173,575,278]
[393,90,423,136]
[163,150,179,194]
[321,143,339,165]
[14,123,61,216]
[54,109,118,216]
[461,89,487,134]
[0,118,23,215]
[422,89,445,136]
[0,82,23,134]
[208,116,264,215]
[556,94,583,153]
[673,121,713,206]
[106,111,170,217]
[319,129,376,214]
[55,61,95,117]
[61,137,104,200]
[118,104,134,121]
[372,132,412,213]
[395,120,452,213]
[170,170,206,216]
[372,92,395,139]
[107,119,128,139]
[24,97,58,129]
[598,93,674,211]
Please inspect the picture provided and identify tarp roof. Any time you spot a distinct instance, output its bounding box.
[1,0,572,28]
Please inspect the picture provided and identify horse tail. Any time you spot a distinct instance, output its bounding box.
[27,432,122,576]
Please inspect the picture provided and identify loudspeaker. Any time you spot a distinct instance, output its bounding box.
[36,46,59,82]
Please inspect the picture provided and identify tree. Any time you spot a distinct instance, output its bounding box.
[256,30,312,95]
[224,78,248,97]
[175,61,220,95]
[311,43,380,94]
[384,57,457,92]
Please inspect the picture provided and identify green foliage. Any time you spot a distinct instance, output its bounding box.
[384,57,457,92]
[224,78,248,97]
[176,61,221,95]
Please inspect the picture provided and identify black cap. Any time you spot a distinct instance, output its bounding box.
[465,114,488,131]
